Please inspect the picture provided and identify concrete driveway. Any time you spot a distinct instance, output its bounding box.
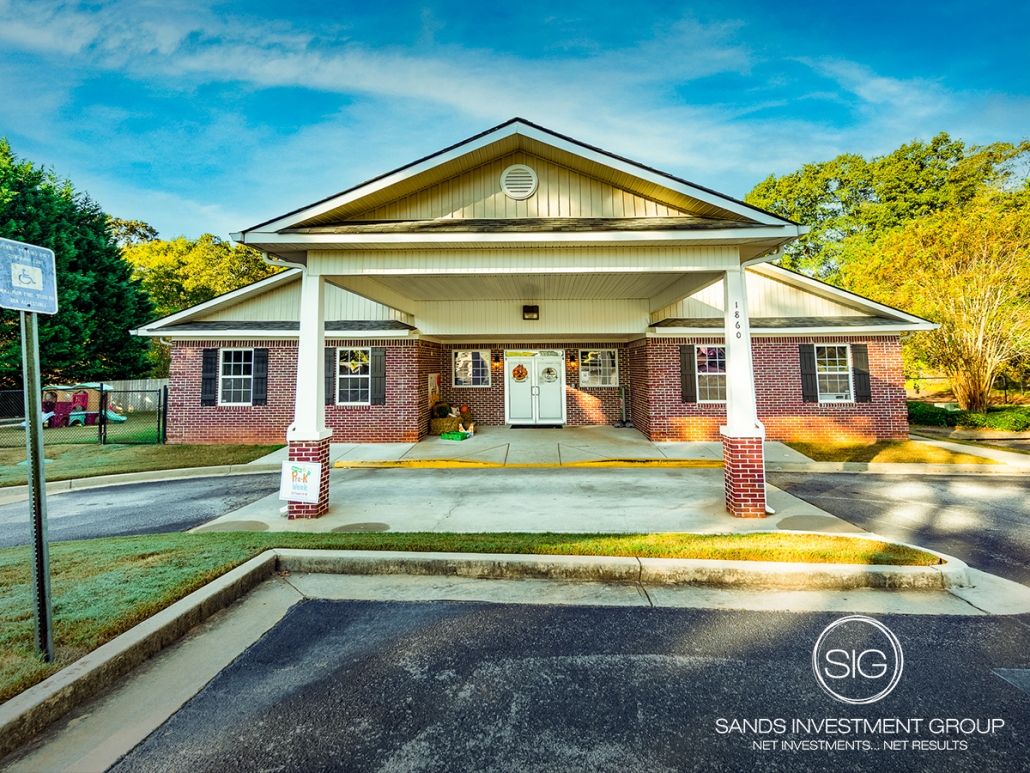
[768,473,1030,586]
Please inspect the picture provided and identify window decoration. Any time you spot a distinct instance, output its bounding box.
[696,346,727,402]
[219,349,253,405]
[816,345,853,401]
[453,350,491,387]
[338,348,371,404]
[579,349,618,387]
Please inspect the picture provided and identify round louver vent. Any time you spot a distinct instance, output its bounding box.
[499,164,538,200]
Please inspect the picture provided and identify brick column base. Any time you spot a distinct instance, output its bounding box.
[722,435,766,518]
[287,438,331,519]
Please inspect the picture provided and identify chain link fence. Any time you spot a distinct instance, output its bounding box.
[0,386,167,447]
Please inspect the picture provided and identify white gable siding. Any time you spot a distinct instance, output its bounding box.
[652,269,870,323]
[201,278,410,323]
[349,151,695,221]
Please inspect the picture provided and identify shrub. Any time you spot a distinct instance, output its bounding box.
[907,402,949,427]
[986,411,1030,432]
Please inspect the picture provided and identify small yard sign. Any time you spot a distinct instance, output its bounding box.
[0,237,58,315]
[279,460,323,503]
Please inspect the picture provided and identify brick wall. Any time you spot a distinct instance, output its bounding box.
[168,334,908,445]
[643,335,909,442]
[167,338,435,445]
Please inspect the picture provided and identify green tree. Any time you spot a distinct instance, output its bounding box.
[746,134,1030,278]
[0,140,154,387]
[107,217,158,249]
[122,234,281,318]
[838,196,1030,413]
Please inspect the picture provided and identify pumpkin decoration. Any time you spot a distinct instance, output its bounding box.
[460,404,469,414]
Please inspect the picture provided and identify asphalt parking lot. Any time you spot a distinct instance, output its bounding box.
[768,473,1030,586]
[109,599,1030,773]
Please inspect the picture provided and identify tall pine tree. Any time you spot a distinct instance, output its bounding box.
[0,140,153,387]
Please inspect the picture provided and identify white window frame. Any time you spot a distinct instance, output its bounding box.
[336,347,371,405]
[815,344,854,403]
[452,349,492,388]
[218,348,254,406]
[578,349,619,388]
[695,345,727,404]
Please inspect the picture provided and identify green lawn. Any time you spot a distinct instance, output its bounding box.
[0,443,282,487]
[0,531,941,705]
[786,440,998,464]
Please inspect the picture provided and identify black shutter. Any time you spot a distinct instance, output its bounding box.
[325,347,336,406]
[370,347,386,405]
[252,349,268,405]
[852,344,872,403]
[680,345,697,403]
[799,344,818,403]
[201,349,218,406]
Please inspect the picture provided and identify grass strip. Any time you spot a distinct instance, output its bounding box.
[0,444,283,488]
[0,530,939,705]
[908,431,1030,457]
[786,440,998,464]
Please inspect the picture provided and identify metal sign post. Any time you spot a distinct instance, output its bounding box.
[21,310,53,661]
[1,236,59,663]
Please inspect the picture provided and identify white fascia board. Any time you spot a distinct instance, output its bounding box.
[514,124,792,226]
[242,121,801,235]
[134,328,415,340]
[244,225,805,248]
[139,269,301,332]
[250,126,523,233]
[646,322,938,337]
[753,264,933,326]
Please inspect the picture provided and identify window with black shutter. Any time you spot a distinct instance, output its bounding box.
[680,345,697,403]
[799,344,818,403]
[370,347,386,405]
[251,349,268,405]
[325,347,336,406]
[201,349,218,406]
[852,344,872,403]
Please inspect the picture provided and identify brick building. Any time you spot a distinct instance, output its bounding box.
[135,119,933,518]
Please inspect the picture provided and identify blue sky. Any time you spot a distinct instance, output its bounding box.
[1,0,1027,240]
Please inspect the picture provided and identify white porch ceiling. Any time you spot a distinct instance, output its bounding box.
[328,271,721,303]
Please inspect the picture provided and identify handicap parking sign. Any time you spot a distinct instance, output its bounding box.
[0,237,58,314]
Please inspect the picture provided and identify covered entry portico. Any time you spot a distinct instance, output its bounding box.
[232,119,806,519]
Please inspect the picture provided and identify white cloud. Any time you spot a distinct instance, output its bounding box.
[2,0,1028,239]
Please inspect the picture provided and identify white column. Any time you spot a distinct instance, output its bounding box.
[287,269,332,442]
[721,267,761,437]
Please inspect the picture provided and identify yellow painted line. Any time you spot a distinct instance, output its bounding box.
[334,458,724,470]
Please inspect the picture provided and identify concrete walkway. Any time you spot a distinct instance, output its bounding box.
[245,425,814,467]
[195,464,858,535]
[908,433,1030,469]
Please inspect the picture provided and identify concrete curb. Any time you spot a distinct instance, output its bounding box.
[274,546,969,590]
[0,551,277,760]
[0,542,970,759]
[0,464,282,506]
[766,461,1025,474]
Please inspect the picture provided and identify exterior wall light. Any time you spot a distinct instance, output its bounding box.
[522,305,539,321]
[568,351,578,363]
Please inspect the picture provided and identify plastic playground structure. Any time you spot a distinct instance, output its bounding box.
[40,383,127,428]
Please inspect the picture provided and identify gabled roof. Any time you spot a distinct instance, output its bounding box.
[237,118,798,236]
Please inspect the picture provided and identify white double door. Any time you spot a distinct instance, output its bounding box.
[504,350,567,425]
